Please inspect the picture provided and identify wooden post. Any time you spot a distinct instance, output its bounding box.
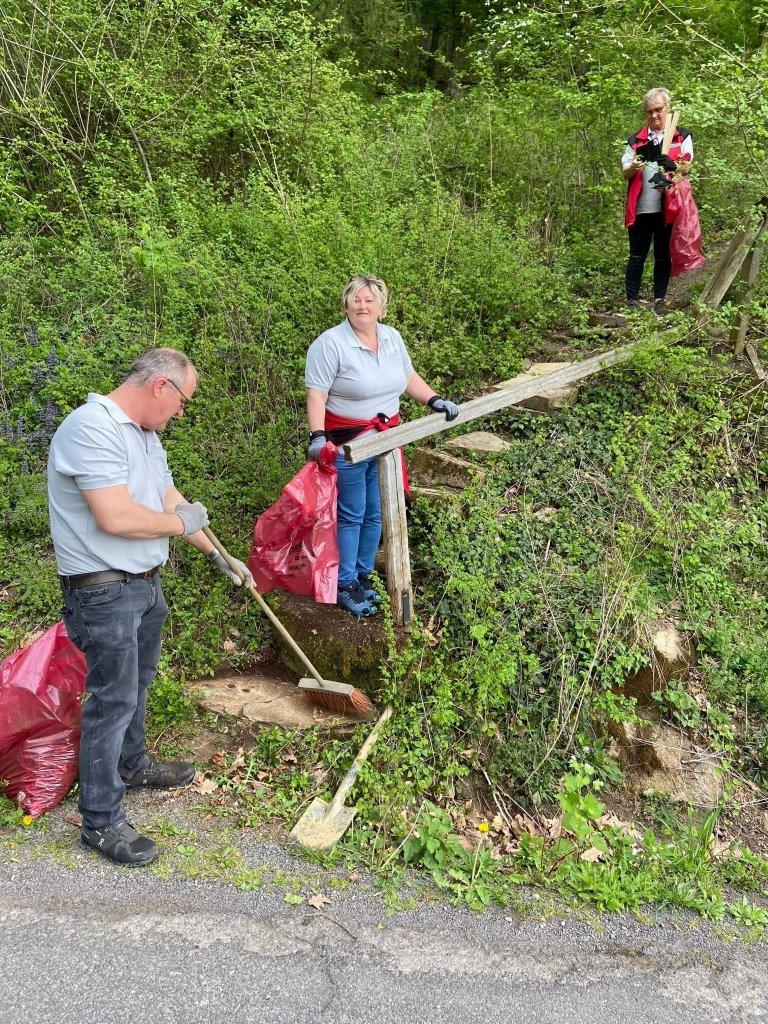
[698,200,768,311]
[377,450,412,627]
[730,239,764,358]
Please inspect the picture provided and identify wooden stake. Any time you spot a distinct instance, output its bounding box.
[377,450,412,627]
[698,201,768,310]
[745,343,766,382]
[661,110,679,155]
[730,240,764,358]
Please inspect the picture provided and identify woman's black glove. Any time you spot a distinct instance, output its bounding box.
[428,396,460,421]
[657,153,677,172]
[636,141,661,162]
[307,431,327,461]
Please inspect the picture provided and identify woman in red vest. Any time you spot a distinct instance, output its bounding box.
[622,89,693,313]
[304,275,459,617]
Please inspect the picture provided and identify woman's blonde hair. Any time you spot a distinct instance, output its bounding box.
[342,275,389,320]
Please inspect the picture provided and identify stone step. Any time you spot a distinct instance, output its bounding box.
[195,672,365,730]
[492,361,579,411]
[409,485,461,502]
[444,430,512,455]
[408,448,486,490]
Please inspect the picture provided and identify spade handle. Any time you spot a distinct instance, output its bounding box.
[329,705,394,814]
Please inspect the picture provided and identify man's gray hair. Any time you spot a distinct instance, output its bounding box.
[342,275,389,320]
[643,88,671,113]
[126,347,194,388]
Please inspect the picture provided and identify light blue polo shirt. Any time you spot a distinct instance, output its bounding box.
[47,394,174,575]
[305,320,414,421]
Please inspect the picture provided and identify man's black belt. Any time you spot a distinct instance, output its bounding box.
[60,566,161,592]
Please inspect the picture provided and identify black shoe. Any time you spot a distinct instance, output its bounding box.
[653,298,668,315]
[357,573,383,605]
[626,299,640,311]
[122,759,195,789]
[81,820,159,867]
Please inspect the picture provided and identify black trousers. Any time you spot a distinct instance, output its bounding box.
[626,212,672,300]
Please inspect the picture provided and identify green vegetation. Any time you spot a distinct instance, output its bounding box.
[2,0,768,919]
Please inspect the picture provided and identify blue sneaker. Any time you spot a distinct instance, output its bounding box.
[357,574,383,605]
[337,581,376,618]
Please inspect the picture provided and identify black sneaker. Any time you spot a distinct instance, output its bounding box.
[357,573,383,605]
[337,581,376,618]
[626,299,640,311]
[122,759,195,789]
[653,298,669,315]
[81,820,159,867]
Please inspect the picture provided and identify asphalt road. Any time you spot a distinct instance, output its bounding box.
[1,788,766,1024]
[2,851,767,1024]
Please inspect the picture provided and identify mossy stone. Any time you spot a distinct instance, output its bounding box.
[266,591,392,695]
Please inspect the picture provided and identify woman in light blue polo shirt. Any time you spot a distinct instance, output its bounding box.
[305,275,459,617]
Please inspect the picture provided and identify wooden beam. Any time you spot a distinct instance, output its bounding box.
[377,450,412,626]
[344,343,641,463]
[730,239,764,358]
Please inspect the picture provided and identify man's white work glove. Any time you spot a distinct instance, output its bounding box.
[174,501,209,535]
[209,550,254,588]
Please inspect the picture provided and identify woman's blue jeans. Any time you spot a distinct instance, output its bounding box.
[335,452,381,585]
[62,575,168,829]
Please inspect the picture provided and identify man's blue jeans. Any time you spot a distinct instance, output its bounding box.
[62,576,168,829]
[335,453,381,586]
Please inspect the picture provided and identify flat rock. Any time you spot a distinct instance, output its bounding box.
[409,448,486,490]
[587,312,631,329]
[492,362,578,412]
[195,673,364,730]
[444,431,512,454]
[608,714,723,808]
[409,485,459,502]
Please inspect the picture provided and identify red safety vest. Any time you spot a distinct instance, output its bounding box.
[625,125,691,228]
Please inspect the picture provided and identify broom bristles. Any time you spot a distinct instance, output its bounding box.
[302,686,375,718]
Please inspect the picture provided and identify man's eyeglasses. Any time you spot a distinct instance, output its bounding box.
[646,105,667,115]
[166,378,191,410]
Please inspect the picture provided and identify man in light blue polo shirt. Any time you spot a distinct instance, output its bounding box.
[48,347,252,866]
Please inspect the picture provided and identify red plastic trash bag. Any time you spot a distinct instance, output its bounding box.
[665,178,705,277]
[0,622,87,817]
[248,442,339,604]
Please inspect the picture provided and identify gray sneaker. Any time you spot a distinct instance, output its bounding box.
[81,820,159,867]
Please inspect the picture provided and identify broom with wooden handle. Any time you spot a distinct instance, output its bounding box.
[203,526,374,717]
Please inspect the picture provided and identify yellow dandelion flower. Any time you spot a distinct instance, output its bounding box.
[477,821,490,833]
[22,814,33,826]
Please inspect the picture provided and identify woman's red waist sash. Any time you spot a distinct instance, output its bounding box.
[324,410,409,493]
